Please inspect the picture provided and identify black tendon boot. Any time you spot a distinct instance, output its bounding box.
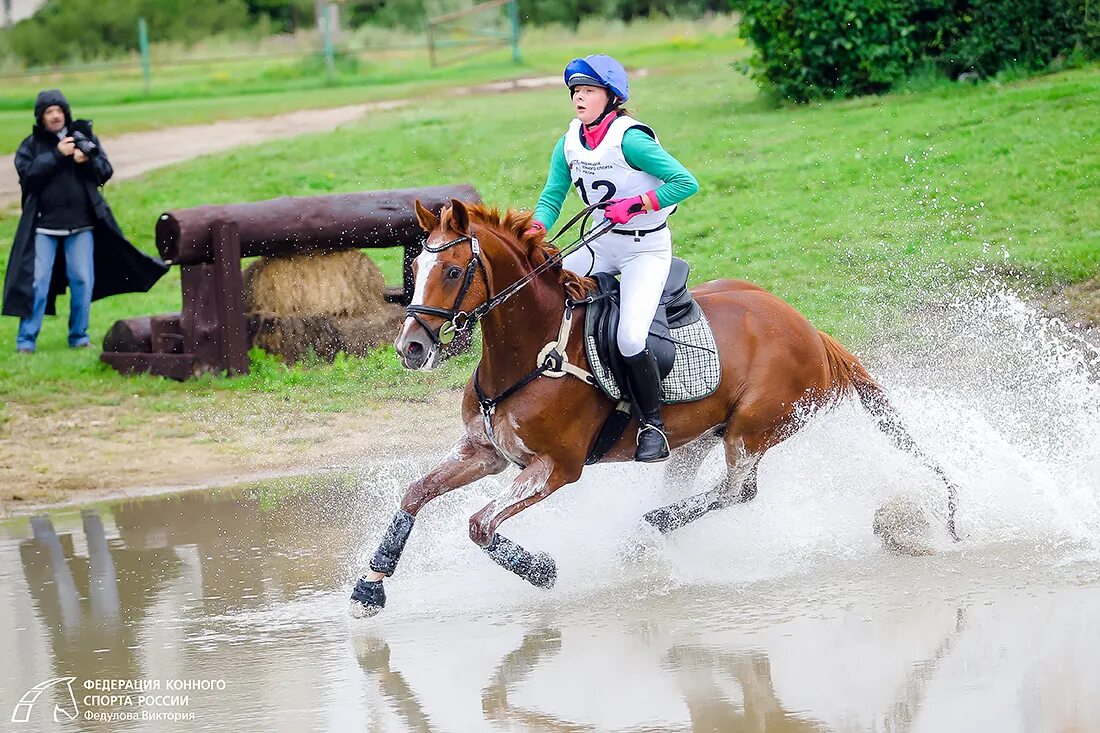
[623,348,670,462]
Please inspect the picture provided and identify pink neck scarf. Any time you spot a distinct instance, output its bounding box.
[583,111,620,149]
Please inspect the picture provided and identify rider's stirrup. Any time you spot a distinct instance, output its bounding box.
[637,423,669,448]
[623,347,670,462]
[635,422,670,462]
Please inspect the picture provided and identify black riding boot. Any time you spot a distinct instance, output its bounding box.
[623,348,670,463]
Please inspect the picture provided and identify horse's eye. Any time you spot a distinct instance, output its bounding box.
[445,266,463,280]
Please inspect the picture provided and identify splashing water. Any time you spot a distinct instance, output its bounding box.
[873,285,1100,552]
[346,280,1099,622]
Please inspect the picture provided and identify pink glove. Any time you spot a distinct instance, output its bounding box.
[526,220,547,236]
[603,195,646,225]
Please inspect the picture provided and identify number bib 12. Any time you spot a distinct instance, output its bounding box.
[562,115,672,231]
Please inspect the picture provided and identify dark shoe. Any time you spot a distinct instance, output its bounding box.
[623,348,670,462]
[635,423,670,463]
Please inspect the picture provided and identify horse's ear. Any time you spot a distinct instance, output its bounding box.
[449,198,470,234]
[414,199,439,233]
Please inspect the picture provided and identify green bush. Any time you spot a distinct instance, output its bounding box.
[346,0,427,31]
[944,0,1097,76]
[738,0,924,101]
[243,0,315,34]
[738,0,1100,101]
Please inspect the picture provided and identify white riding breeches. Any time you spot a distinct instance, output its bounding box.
[562,227,672,357]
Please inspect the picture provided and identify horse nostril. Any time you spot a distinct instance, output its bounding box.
[407,341,424,357]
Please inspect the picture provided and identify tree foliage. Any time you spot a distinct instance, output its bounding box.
[243,0,316,33]
[738,0,1100,102]
[7,0,250,65]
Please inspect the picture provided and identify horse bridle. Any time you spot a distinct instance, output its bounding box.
[404,203,614,346]
[404,232,490,346]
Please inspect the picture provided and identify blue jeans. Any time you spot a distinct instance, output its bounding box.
[16,230,95,351]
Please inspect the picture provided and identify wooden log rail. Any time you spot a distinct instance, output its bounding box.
[102,185,481,380]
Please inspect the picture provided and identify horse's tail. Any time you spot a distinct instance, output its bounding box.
[818,329,902,433]
[817,330,961,541]
[818,330,878,400]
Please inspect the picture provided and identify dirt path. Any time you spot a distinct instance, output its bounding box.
[0,391,464,517]
[0,74,565,210]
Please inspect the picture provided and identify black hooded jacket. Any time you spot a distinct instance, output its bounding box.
[30,89,96,230]
[2,89,168,319]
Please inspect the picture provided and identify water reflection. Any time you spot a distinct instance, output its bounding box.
[354,635,436,733]
[481,628,577,732]
[19,511,181,726]
[663,646,826,732]
[2,479,1098,732]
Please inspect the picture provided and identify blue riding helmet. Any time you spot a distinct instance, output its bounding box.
[564,55,629,102]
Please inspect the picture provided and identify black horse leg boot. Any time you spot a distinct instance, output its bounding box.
[623,348,670,462]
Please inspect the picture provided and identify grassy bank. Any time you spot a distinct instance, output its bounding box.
[0,17,740,154]
[0,24,1096,473]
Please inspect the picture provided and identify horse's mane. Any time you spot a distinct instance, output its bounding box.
[455,203,594,301]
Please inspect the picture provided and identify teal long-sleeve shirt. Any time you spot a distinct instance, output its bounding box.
[533,126,699,231]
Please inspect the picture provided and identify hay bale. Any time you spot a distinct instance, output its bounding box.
[248,312,404,363]
[243,250,404,363]
[243,249,388,317]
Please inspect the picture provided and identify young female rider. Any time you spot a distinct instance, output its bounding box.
[529,54,699,463]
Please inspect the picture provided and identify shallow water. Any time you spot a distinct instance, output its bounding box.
[3,470,1098,732]
[3,291,1099,732]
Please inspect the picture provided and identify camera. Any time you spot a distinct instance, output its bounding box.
[70,130,99,159]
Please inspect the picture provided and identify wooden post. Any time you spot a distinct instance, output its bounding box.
[321,5,336,83]
[508,0,520,64]
[211,221,249,375]
[150,314,183,354]
[427,19,437,68]
[138,17,152,93]
[181,264,221,372]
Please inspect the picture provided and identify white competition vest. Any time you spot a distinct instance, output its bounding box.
[562,115,673,231]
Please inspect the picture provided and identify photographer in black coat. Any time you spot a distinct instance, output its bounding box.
[2,89,167,353]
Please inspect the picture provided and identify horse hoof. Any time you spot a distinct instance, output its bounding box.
[349,577,385,619]
[620,520,665,562]
[484,534,557,589]
[873,496,935,557]
[349,601,382,619]
[643,507,676,534]
[528,552,557,589]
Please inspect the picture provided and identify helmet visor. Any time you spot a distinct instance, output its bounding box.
[566,72,605,89]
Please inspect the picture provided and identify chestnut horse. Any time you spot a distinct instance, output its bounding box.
[348,199,960,617]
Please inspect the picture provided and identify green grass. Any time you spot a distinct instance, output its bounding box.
[0,21,1097,434]
[0,16,742,154]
